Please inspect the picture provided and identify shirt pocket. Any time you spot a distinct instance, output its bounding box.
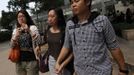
[88,26,104,43]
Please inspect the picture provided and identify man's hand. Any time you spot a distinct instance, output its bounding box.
[55,62,64,74]
[118,68,129,75]
[118,72,127,75]
[111,48,128,75]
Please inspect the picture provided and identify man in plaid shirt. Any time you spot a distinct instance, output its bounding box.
[55,0,128,75]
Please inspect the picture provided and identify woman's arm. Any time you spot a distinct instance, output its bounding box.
[10,28,21,47]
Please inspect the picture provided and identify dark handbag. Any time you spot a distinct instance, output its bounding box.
[39,52,49,73]
[8,45,20,63]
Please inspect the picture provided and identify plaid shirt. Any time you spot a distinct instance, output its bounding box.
[63,15,119,75]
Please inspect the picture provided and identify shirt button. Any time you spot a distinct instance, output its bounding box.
[82,32,84,34]
[83,39,86,42]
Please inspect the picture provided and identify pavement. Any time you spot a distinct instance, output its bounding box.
[0,37,134,75]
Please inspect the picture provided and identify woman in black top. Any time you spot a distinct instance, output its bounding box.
[45,8,73,75]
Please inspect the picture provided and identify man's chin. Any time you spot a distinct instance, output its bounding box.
[73,12,79,15]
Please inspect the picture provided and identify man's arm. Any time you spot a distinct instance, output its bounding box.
[61,52,73,68]
[110,48,126,70]
[56,20,72,65]
[103,16,128,75]
[55,21,73,74]
[110,48,129,75]
[56,47,70,65]
[56,51,73,74]
[55,47,71,74]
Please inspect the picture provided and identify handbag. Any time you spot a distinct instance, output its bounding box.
[8,45,20,63]
[39,52,49,73]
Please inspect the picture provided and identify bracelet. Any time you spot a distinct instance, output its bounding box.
[119,69,129,74]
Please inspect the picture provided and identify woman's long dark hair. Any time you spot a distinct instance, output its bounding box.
[16,9,35,28]
[48,8,66,32]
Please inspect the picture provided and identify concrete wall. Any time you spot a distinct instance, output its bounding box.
[122,29,134,40]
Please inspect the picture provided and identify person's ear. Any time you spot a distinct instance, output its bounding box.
[86,0,91,6]
[85,0,92,6]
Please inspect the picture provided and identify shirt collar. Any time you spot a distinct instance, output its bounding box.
[78,12,100,26]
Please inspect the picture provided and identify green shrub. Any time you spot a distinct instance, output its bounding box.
[0,31,12,42]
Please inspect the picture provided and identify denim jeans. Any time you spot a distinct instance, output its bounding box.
[16,61,39,75]
[49,55,71,75]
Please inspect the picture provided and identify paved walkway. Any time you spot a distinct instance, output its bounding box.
[0,37,134,75]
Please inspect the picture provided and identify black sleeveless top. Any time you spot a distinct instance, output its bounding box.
[47,30,64,60]
[46,29,74,74]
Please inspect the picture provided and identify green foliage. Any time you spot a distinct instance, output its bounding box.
[0,11,16,29]
[57,0,64,7]
[0,31,12,42]
[116,0,134,6]
[7,0,30,11]
[32,0,64,13]
[130,0,134,4]
[7,0,64,14]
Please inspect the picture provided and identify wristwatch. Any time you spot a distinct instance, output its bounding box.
[119,68,129,75]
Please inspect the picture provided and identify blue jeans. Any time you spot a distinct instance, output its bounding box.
[49,55,71,75]
[16,61,39,75]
